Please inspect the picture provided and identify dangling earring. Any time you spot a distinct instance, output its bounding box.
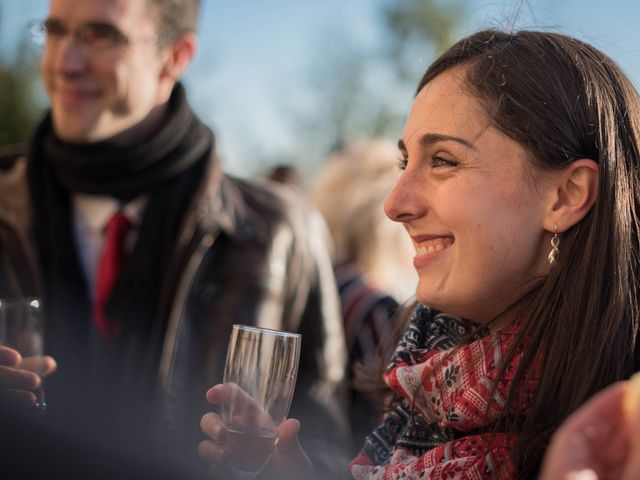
[548,225,560,265]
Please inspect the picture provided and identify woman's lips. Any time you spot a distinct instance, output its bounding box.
[412,236,454,269]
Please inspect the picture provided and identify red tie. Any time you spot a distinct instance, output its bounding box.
[94,211,132,342]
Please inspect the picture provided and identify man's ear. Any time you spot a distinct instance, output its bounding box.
[543,159,599,233]
[157,33,197,102]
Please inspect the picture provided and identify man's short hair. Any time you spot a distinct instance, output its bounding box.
[148,0,200,43]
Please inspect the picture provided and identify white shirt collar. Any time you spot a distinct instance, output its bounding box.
[72,194,148,301]
[73,193,148,232]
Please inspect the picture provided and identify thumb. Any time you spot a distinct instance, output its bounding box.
[266,418,315,480]
[276,418,302,453]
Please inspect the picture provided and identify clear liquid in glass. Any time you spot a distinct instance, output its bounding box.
[227,427,278,479]
[221,325,301,480]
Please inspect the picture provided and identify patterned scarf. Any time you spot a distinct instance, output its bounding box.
[350,305,541,479]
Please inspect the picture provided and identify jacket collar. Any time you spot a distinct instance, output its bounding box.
[0,154,32,236]
[194,153,268,243]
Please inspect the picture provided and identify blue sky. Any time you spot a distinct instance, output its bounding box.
[2,0,640,175]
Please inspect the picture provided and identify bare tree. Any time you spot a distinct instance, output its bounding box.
[383,0,464,82]
[0,4,44,147]
[286,0,467,172]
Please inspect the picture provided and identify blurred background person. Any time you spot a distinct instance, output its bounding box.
[311,139,417,448]
[266,163,305,191]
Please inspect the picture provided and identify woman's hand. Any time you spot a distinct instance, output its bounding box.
[539,381,639,480]
[0,345,56,410]
[199,383,315,480]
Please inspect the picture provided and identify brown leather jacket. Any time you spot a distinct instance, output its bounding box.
[0,150,352,478]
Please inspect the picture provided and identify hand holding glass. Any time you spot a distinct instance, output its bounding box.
[0,298,47,413]
[222,325,301,480]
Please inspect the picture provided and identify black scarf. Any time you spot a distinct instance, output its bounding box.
[26,84,213,441]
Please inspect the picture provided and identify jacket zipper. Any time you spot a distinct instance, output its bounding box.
[157,227,220,391]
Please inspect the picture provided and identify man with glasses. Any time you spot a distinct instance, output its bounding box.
[0,0,350,477]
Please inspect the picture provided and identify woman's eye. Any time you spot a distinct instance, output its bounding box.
[431,156,457,168]
[397,157,408,171]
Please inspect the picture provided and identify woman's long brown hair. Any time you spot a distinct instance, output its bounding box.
[408,30,640,478]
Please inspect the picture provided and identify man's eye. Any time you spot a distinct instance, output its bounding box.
[44,22,66,37]
[82,26,125,47]
[397,157,408,171]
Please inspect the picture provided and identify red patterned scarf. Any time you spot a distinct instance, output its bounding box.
[350,305,541,479]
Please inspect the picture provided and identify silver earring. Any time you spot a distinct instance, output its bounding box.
[548,225,560,265]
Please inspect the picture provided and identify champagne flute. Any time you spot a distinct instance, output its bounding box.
[0,297,47,413]
[222,325,301,480]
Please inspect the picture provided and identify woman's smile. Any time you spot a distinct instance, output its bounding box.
[412,235,454,268]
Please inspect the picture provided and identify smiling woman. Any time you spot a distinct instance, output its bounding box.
[387,66,559,325]
[199,28,640,480]
[351,30,636,479]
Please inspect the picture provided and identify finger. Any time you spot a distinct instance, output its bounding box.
[568,382,627,429]
[0,389,37,409]
[266,418,315,479]
[0,346,21,366]
[18,356,57,377]
[197,439,230,463]
[200,412,228,441]
[0,366,40,390]
[205,384,226,405]
[206,383,255,407]
[276,418,301,452]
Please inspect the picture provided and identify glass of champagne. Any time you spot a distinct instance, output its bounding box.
[0,297,47,413]
[222,324,301,480]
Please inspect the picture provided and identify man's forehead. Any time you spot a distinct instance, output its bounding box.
[47,0,152,26]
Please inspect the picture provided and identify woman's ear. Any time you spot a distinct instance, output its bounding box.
[543,159,599,232]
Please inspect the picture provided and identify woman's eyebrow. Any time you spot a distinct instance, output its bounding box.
[398,133,476,154]
[417,133,477,150]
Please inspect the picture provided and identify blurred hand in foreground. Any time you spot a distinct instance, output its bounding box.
[540,379,640,480]
[199,383,315,480]
[0,345,56,410]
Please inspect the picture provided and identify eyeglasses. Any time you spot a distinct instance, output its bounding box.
[28,19,158,54]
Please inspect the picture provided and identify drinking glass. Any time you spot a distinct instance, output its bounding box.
[0,297,46,413]
[222,325,301,480]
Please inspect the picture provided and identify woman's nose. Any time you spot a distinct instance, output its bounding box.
[384,170,427,223]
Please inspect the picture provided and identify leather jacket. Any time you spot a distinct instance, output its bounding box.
[0,149,352,478]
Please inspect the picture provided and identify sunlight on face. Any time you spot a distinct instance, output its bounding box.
[41,0,168,142]
[384,67,551,323]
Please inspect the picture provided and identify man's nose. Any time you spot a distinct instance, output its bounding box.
[51,34,89,74]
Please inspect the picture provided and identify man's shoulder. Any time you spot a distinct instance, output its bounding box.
[221,174,313,226]
[214,174,332,260]
[0,144,28,171]
[0,146,31,231]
